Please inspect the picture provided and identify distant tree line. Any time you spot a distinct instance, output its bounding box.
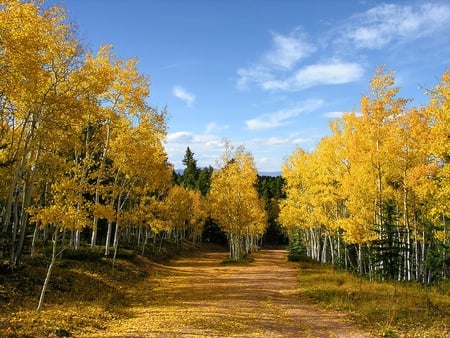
[173,147,287,248]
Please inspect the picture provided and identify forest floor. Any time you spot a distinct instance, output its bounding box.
[75,246,372,337]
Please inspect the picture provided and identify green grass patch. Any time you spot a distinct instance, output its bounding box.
[287,252,314,262]
[296,261,450,337]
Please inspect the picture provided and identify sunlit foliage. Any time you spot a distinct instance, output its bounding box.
[280,67,450,282]
[207,142,267,260]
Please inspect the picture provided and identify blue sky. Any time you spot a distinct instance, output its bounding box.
[52,0,449,173]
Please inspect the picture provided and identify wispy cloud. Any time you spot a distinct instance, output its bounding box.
[292,137,311,145]
[265,137,290,146]
[205,122,228,134]
[166,130,224,168]
[173,86,195,107]
[236,65,273,91]
[245,99,324,130]
[167,131,195,143]
[322,111,345,119]
[264,29,316,69]
[342,3,450,49]
[236,28,319,91]
[263,61,364,91]
[236,2,449,93]
[236,26,364,92]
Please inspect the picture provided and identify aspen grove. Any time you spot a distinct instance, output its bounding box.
[0,0,210,278]
[279,67,450,282]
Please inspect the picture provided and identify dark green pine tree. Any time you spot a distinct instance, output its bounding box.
[182,147,199,190]
[198,166,213,196]
[257,175,288,245]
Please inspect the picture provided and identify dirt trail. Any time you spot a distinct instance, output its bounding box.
[81,248,372,337]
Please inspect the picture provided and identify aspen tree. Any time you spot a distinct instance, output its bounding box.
[422,71,450,281]
[0,0,84,267]
[30,175,90,311]
[389,107,431,280]
[189,190,207,243]
[207,143,267,260]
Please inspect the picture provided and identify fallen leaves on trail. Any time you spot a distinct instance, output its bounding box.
[1,249,371,337]
[75,250,370,337]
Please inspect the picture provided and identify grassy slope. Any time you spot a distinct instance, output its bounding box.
[295,261,450,337]
[1,250,140,337]
[0,242,197,338]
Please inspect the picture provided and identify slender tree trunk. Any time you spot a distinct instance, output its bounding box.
[414,215,419,281]
[321,233,327,263]
[74,230,80,249]
[337,230,341,266]
[344,243,348,270]
[421,230,426,283]
[112,222,120,268]
[367,244,373,281]
[329,235,335,265]
[141,228,148,255]
[441,213,447,278]
[158,233,164,253]
[4,115,38,264]
[403,181,412,281]
[90,223,97,248]
[31,222,40,258]
[9,181,20,268]
[358,243,363,275]
[36,226,59,312]
[105,221,112,256]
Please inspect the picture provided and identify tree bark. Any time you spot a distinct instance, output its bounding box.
[36,226,60,312]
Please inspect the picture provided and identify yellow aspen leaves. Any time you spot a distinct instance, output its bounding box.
[0,0,171,267]
[279,67,450,279]
[207,144,267,260]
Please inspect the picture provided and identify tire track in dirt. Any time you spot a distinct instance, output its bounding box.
[80,248,372,337]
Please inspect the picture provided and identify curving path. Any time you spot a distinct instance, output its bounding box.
[80,248,372,337]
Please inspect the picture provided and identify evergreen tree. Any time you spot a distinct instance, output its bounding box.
[257,175,287,245]
[181,147,198,190]
[198,166,213,196]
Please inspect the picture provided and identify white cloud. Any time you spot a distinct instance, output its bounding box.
[246,109,299,130]
[297,62,364,85]
[167,131,194,142]
[292,137,311,144]
[264,29,316,69]
[266,137,289,146]
[237,2,449,92]
[166,130,224,168]
[322,111,344,119]
[344,3,450,49]
[245,99,324,130]
[173,86,195,107]
[264,61,364,91]
[237,35,363,92]
[205,122,228,134]
[236,65,273,91]
[237,28,320,92]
